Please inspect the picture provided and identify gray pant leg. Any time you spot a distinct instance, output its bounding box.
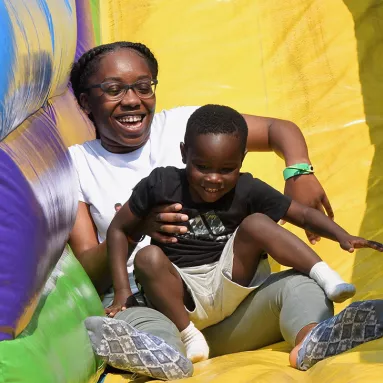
[203,269,334,357]
[114,307,186,356]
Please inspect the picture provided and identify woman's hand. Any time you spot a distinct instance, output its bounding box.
[283,174,334,244]
[105,289,139,318]
[136,203,189,243]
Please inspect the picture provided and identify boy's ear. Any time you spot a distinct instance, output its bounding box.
[180,142,187,164]
[79,92,92,115]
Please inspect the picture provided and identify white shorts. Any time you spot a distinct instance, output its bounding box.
[173,229,271,330]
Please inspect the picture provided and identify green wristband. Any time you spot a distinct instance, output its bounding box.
[283,163,314,181]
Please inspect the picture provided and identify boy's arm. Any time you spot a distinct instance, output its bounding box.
[283,200,383,252]
[106,200,143,316]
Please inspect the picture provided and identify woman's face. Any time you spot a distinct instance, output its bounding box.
[80,49,156,153]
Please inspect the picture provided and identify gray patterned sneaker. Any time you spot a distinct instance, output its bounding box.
[85,316,193,380]
[297,300,383,371]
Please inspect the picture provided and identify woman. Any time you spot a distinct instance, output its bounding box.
[69,42,382,380]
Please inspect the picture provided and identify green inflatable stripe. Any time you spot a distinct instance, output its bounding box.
[0,247,105,383]
[90,0,101,45]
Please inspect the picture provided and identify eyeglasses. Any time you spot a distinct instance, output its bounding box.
[84,79,158,100]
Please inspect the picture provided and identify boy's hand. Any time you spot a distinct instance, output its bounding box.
[338,235,383,253]
[283,174,334,245]
[105,290,139,318]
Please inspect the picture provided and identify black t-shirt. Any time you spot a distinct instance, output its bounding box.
[129,167,292,268]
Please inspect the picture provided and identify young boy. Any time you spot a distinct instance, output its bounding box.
[106,104,383,363]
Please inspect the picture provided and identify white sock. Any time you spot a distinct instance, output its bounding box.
[180,322,209,363]
[309,261,356,303]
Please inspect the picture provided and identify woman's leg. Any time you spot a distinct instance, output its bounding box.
[203,269,334,357]
[290,299,383,370]
[134,245,209,363]
[233,213,355,302]
[85,307,193,380]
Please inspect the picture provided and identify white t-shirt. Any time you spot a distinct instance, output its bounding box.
[69,106,199,252]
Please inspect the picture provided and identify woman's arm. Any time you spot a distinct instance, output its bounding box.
[243,114,309,164]
[243,114,333,244]
[68,202,111,294]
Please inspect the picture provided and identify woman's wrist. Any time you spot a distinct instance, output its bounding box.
[283,163,314,181]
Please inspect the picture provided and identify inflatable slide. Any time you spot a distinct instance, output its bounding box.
[0,1,382,382]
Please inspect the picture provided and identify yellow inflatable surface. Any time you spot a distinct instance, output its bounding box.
[98,0,383,381]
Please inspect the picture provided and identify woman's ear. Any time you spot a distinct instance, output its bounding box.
[180,142,187,164]
[79,92,91,115]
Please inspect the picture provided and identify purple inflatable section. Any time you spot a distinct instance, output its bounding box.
[0,0,96,340]
[75,0,97,60]
[0,149,47,341]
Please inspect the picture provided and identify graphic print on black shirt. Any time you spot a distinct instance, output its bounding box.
[183,210,232,242]
[129,166,292,268]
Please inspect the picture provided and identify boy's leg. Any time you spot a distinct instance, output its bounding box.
[134,245,209,362]
[233,213,355,302]
[134,245,190,331]
[233,213,320,285]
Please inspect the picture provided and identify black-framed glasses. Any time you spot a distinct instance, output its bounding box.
[84,79,158,100]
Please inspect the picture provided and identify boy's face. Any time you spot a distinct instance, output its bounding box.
[181,133,245,203]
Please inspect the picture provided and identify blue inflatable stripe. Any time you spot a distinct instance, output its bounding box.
[38,0,55,52]
[0,1,14,131]
[64,0,73,14]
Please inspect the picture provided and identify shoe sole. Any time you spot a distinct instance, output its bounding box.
[85,316,193,381]
[297,300,383,371]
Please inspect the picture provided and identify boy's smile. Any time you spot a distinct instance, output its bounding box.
[181,133,245,203]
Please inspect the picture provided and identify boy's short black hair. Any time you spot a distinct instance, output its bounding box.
[184,104,248,152]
